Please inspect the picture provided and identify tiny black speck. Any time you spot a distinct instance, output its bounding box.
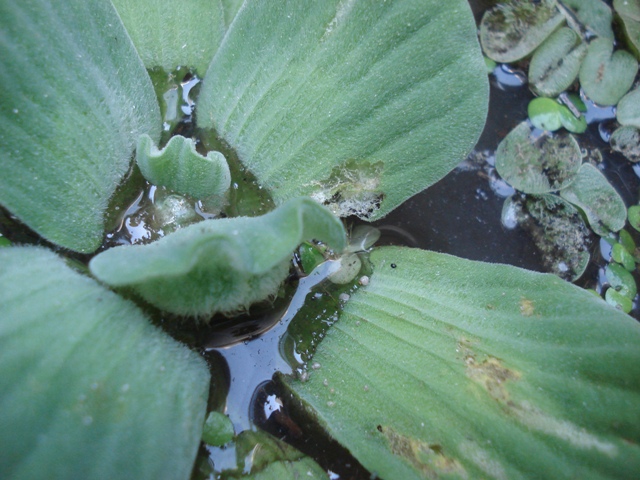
[390,263,397,269]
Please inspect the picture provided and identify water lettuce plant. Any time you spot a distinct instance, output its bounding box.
[1,1,640,479]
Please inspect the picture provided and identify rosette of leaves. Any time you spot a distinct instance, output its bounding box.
[1,1,640,479]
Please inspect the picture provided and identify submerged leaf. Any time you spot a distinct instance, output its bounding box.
[579,37,638,106]
[90,198,347,316]
[136,134,231,199]
[0,0,161,252]
[479,0,564,62]
[0,246,209,480]
[285,246,640,480]
[496,121,582,194]
[198,0,488,220]
[560,163,627,235]
[528,27,587,97]
[111,0,225,75]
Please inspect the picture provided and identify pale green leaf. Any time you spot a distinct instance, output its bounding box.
[111,0,225,75]
[561,0,614,39]
[560,163,627,235]
[0,0,161,252]
[528,27,587,97]
[285,246,640,480]
[221,0,244,29]
[614,0,640,59]
[197,0,488,221]
[610,125,640,162]
[89,197,347,316]
[616,86,640,128]
[579,37,638,106]
[202,411,235,447]
[495,121,581,194]
[0,246,209,480]
[136,134,230,199]
[479,0,565,63]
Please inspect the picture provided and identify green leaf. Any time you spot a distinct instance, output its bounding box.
[610,125,640,163]
[605,288,634,313]
[616,86,640,128]
[606,263,638,298]
[612,243,636,271]
[561,0,614,39]
[614,0,640,59]
[619,228,637,254]
[496,121,582,194]
[284,246,640,480]
[202,411,235,447]
[479,0,565,63]
[221,0,244,29]
[528,27,587,98]
[558,103,588,133]
[579,37,638,106]
[560,163,627,235]
[629,205,640,232]
[0,246,209,480]
[197,0,488,220]
[528,98,563,131]
[111,0,225,75]
[0,0,161,253]
[89,197,347,316]
[136,134,231,199]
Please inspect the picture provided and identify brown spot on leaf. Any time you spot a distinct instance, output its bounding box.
[378,425,467,479]
[466,356,520,403]
[519,298,535,316]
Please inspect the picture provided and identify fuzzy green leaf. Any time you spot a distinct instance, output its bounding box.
[197,0,488,221]
[284,246,640,480]
[496,121,582,194]
[111,0,225,75]
[479,0,565,63]
[614,0,640,59]
[89,198,347,316]
[0,0,161,252]
[561,0,614,39]
[0,246,209,480]
[136,134,230,199]
[579,37,638,106]
[616,86,640,128]
[528,27,587,97]
[610,125,640,162]
[560,163,627,235]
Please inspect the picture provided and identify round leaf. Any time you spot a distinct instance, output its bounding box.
[0,246,210,480]
[606,262,638,298]
[610,125,640,163]
[528,98,563,131]
[579,37,638,106]
[616,86,640,128]
[197,0,488,221]
[496,121,582,194]
[479,0,565,62]
[285,246,640,479]
[561,0,614,39]
[0,0,161,252]
[614,0,640,59]
[629,205,640,232]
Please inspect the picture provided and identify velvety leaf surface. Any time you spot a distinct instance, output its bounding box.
[561,0,613,39]
[560,163,627,235]
[0,246,209,480]
[111,0,225,75]
[136,134,230,199]
[528,27,587,97]
[614,0,640,59]
[285,246,640,480]
[616,86,640,128]
[579,37,638,106]
[479,0,564,63]
[495,121,581,194]
[90,197,347,316]
[610,125,640,162]
[0,0,161,252]
[198,0,488,221]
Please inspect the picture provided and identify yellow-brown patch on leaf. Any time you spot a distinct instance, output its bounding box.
[378,425,467,479]
[519,297,535,316]
[466,356,520,403]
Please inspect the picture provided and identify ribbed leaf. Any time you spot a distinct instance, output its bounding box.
[0,0,161,252]
[0,246,209,480]
[198,0,487,220]
[90,197,346,316]
[285,246,640,479]
[111,0,225,75]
